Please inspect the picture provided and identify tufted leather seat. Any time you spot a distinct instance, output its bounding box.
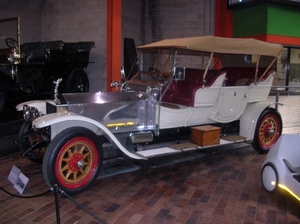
[222,67,275,86]
[162,69,225,106]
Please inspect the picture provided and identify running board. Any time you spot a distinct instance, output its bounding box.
[136,137,247,159]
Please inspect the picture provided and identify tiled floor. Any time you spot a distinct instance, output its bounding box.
[1,144,300,224]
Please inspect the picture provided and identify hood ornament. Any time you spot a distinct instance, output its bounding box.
[53,78,63,104]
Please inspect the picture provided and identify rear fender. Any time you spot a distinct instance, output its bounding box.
[33,112,146,160]
[240,102,270,140]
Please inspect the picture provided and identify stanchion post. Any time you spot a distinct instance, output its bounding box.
[275,91,279,110]
[53,184,61,224]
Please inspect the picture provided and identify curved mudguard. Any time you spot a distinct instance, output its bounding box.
[239,101,270,140]
[33,112,146,160]
[16,100,55,114]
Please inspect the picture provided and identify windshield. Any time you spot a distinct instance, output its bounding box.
[128,49,212,84]
[138,49,212,71]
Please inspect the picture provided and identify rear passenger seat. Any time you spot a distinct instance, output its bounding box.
[222,67,275,86]
[161,67,275,107]
[162,68,225,107]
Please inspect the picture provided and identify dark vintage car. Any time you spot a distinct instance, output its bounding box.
[0,17,94,115]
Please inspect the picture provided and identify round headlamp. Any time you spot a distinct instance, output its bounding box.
[23,105,40,122]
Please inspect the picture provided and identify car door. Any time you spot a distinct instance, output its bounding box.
[209,86,248,122]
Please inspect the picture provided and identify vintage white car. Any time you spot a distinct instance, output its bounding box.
[16,36,283,194]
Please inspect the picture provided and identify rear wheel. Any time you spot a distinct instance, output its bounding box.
[43,127,102,195]
[66,68,89,93]
[252,108,282,154]
[261,162,278,192]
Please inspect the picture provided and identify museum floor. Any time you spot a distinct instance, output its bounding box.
[0,144,300,224]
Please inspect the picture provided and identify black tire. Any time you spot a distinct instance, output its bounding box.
[18,121,44,163]
[251,107,282,154]
[261,162,278,193]
[42,127,103,195]
[65,68,89,93]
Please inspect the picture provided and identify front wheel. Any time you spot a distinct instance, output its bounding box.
[65,68,89,93]
[252,107,282,154]
[43,127,103,195]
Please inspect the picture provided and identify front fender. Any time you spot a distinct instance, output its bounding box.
[240,102,270,140]
[33,112,146,160]
[16,99,55,114]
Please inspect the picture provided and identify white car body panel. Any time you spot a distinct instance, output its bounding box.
[239,101,270,140]
[209,86,248,123]
[158,105,214,129]
[33,112,146,160]
[16,100,56,114]
[247,73,274,102]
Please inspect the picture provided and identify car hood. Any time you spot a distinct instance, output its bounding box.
[58,91,150,106]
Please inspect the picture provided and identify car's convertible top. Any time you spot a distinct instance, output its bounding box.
[137,35,283,57]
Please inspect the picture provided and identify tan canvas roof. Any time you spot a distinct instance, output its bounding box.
[137,36,283,57]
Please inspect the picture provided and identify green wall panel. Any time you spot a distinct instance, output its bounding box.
[233,5,268,37]
[233,3,300,38]
[268,5,300,37]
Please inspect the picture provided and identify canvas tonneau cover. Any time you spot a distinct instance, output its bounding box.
[137,36,283,58]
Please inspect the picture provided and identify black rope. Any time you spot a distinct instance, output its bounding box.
[59,189,107,224]
[0,186,51,198]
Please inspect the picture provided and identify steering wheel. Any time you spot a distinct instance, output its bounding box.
[5,38,18,49]
[148,67,160,72]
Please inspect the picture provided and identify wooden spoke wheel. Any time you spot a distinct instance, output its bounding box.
[43,127,102,195]
[252,108,282,154]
